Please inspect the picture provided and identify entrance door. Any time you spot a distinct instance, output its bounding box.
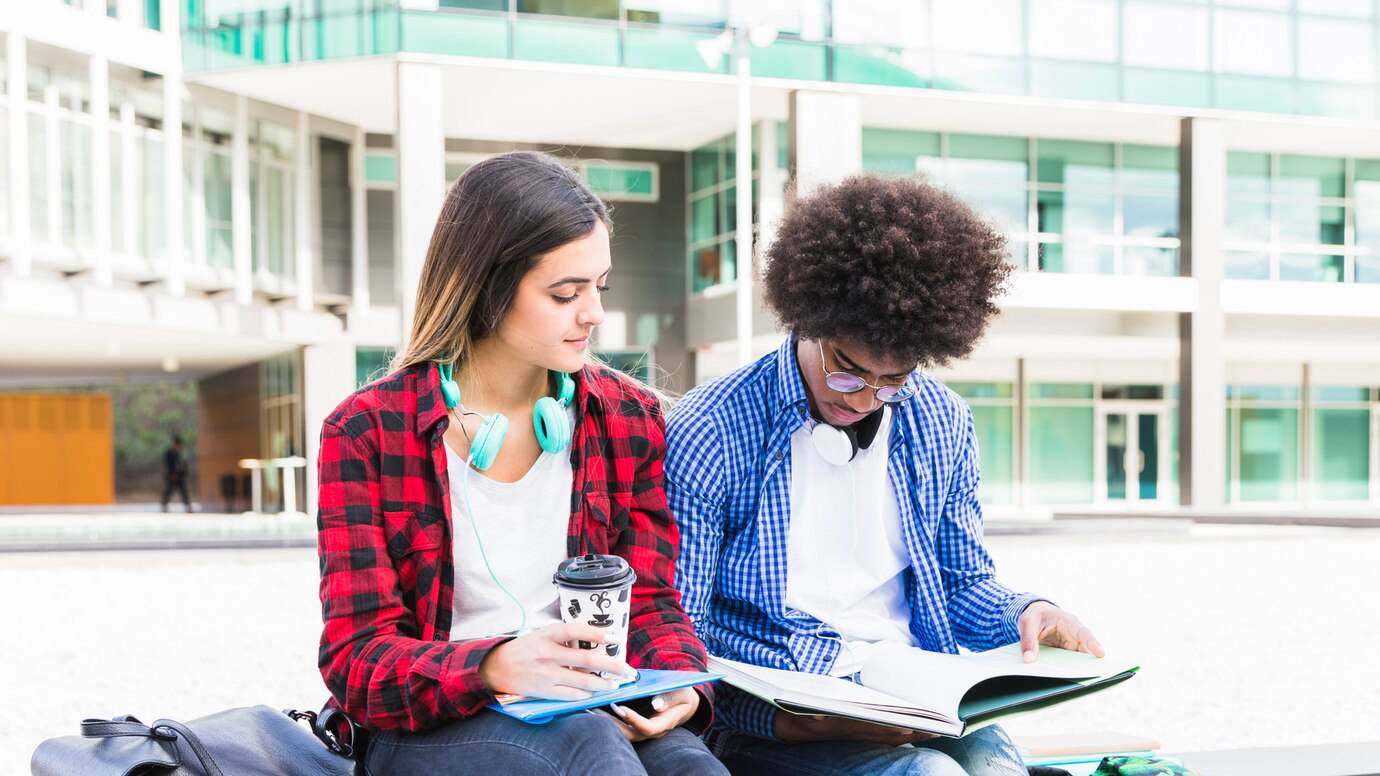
[1100,409,1163,503]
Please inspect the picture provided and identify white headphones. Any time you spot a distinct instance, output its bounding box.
[809,407,887,466]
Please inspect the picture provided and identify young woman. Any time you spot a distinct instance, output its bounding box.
[316,152,725,776]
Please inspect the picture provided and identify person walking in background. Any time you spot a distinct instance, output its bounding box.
[160,434,193,513]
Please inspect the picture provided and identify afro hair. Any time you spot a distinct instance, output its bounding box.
[762,173,1013,368]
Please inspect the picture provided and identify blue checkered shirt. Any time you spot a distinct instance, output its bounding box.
[665,335,1040,741]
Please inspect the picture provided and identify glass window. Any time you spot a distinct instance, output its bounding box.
[1235,407,1298,501]
[1278,154,1345,198]
[1124,193,1178,239]
[1029,382,1095,400]
[690,193,718,244]
[60,117,94,249]
[1038,241,1114,274]
[1235,384,1301,401]
[365,152,396,185]
[832,0,926,47]
[1037,189,1115,237]
[970,404,1014,504]
[1278,202,1344,245]
[1124,245,1178,276]
[931,0,1022,55]
[1298,0,1372,14]
[1297,17,1374,84]
[1226,199,1272,242]
[963,188,1028,236]
[1214,10,1293,77]
[141,135,165,259]
[690,142,719,192]
[861,128,940,175]
[517,0,617,19]
[1028,406,1094,503]
[625,0,728,28]
[1028,0,1117,62]
[1225,250,1271,279]
[947,133,1027,189]
[1279,253,1344,282]
[1313,385,1371,402]
[1035,140,1114,187]
[1123,3,1208,70]
[29,113,48,243]
[204,148,233,268]
[1358,255,1380,283]
[1313,408,1372,501]
[1227,152,1272,195]
[949,382,1014,399]
[1121,144,1178,191]
[584,163,657,200]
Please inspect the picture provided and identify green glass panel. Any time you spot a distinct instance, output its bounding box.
[365,153,396,185]
[1280,253,1345,282]
[738,41,827,80]
[777,122,788,170]
[932,53,1026,95]
[724,183,737,234]
[1313,408,1372,501]
[317,13,364,59]
[1169,405,1179,503]
[144,0,160,29]
[625,27,725,73]
[1227,152,1271,195]
[949,382,1014,400]
[513,18,618,66]
[1226,198,1271,242]
[1215,75,1295,114]
[1124,246,1178,276]
[959,187,1028,236]
[1037,188,1115,236]
[1279,154,1346,198]
[1236,407,1299,502]
[445,161,473,184]
[518,0,617,19]
[1235,385,1301,401]
[1357,204,1380,251]
[440,0,507,10]
[948,134,1027,190]
[691,142,719,192]
[861,128,940,175]
[1297,82,1377,120]
[403,11,508,57]
[1029,406,1095,504]
[1313,386,1371,402]
[585,164,654,197]
[690,193,718,243]
[1029,383,1095,400]
[834,46,928,88]
[971,404,1014,505]
[1124,193,1178,239]
[1101,384,1165,400]
[356,347,394,388]
[721,238,736,284]
[1356,159,1380,185]
[1124,68,1211,109]
[1121,144,1179,191]
[1037,241,1114,274]
[690,244,725,292]
[1028,60,1120,101]
[1358,255,1380,283]
[1279,202,1345,245]
[1036,139,1114,187]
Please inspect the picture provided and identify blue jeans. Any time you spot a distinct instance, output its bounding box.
[363,710,728,776]
[707,724,1026,776]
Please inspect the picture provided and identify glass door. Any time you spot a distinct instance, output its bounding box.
[1099,408,1164,504]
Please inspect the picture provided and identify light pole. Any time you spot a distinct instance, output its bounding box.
[698,20,777,367]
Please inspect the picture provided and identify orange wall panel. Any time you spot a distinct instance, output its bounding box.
[0,394,113,507]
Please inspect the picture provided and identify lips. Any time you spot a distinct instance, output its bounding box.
[565,336,590,350]
[828,403,867,424]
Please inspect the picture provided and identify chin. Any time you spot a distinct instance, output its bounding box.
[545,350,587,375]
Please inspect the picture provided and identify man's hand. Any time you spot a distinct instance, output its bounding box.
[775,713,937,745]
[1017,601,1105,663]
[478,622,637,699]
[600,687,700,742]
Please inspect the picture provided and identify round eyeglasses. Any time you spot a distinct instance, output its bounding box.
[818,341,915,403]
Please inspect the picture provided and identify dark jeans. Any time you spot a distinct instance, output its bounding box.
[363,710,728,776]
[707,724,1026,776]
[161,478,191,511]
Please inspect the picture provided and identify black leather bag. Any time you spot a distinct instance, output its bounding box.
[30,705,361,776]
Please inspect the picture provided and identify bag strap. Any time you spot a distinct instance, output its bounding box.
[80,716,224,776]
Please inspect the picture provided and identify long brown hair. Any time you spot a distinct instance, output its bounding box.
[389,152,612,375]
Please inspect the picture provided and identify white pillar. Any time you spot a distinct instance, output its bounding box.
[120,102,139,259]
[45,83,62,250]
[757,120,786,271]
[787,90,862,196]
[302,339,358,517]
[294,111,314,311]
[394,61,445,342]
[231,94,252,305]
[164,74,185,295]
[1178,117,1227,509]
[189,104,207,267]
[350,126,370,313]
[90,56,113,286]
[7,34,31,277]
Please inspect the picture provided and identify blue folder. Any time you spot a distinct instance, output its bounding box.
[487,669,721,724]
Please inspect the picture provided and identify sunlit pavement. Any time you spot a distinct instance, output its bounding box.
[3,524,1378,774]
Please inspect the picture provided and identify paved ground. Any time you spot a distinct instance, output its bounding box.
[4,525,1378,774]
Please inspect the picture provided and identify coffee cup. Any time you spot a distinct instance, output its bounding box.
[553,553,636,671]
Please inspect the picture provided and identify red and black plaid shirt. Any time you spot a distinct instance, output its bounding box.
[317,362,711,732]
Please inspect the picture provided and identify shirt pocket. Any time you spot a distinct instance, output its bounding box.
[382,509,445,559]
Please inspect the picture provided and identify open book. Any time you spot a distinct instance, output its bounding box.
[708,644,1138,738]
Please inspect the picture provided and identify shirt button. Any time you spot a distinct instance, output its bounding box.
[797,407,806,418]
[774,450,784,461]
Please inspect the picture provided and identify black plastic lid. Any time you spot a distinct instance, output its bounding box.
[553,553,636,590]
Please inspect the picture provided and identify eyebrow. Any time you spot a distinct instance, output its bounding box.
[833,345,910,380]
[546,266,612,289]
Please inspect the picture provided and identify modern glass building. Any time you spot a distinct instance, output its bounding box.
[2,0,1379,514]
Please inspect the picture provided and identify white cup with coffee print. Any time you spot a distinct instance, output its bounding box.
[553,553,636,677]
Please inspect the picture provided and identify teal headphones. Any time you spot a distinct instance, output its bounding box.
[437,361,575,471]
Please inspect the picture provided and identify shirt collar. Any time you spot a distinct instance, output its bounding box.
[775,331,810,416]
[417,362,451,435]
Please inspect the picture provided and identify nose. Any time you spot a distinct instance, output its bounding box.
[579,292,605,328]
[841,390,879,415]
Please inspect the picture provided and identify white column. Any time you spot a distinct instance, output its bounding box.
[302,339,358,517]
[294,111,314,311]
[394,61,445,341]
[734,30,754,367]
[120,102,139,259]
[45,83,62,251]
[787,90,862,196]
[1177,117,1227,509]
[90,56,113,286]
[756,120,786,271]
[163,73,185,295]
[350,126,370,313]
[7,34,31,277]
[231,94,252,305]
[189,105,206,267]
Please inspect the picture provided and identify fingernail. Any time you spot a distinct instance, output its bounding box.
[651,695,667,712]
[610,704,626,717]
[1023,650,1035,662]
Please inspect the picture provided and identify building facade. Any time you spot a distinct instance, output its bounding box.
[2,0,1379,514]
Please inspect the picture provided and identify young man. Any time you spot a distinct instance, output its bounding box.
[666,175,1103,776]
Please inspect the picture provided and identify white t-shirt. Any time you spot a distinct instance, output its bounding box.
[784,407,919,677]
[443,407,574,640]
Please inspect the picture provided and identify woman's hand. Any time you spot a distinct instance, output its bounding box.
[601,687,700,742]
[478,623,637,700]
